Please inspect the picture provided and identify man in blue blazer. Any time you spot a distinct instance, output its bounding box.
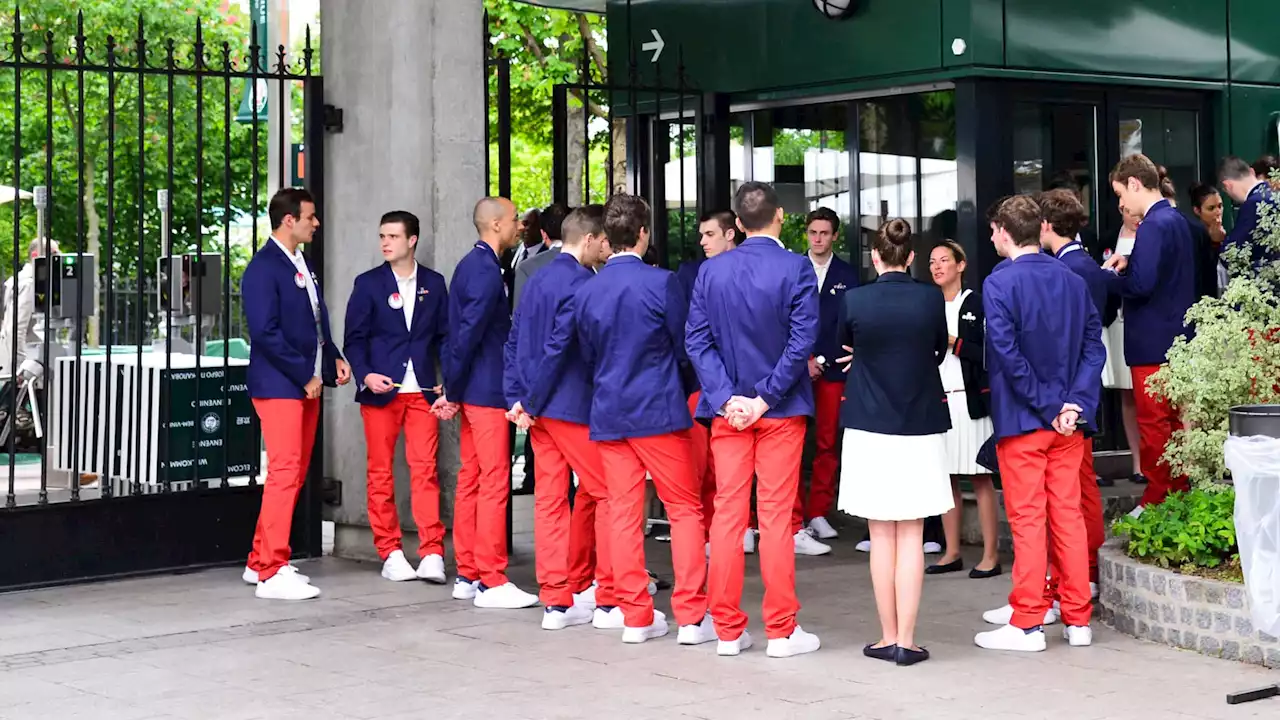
[504,205,619,631]
[796,207,859,548]
[1218,155,1278,276]
[344,211,452,586]
[687,181,821,659]
[1103,155,1196,511]
[976,195,1104,653]
[443,196,538,610]
[574,193,710,646]
[241,188,350,601]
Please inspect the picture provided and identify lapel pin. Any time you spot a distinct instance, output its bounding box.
[388,292,404,310]
[294,272,306,289]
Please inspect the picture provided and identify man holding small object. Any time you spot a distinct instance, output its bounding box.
[345,211,455,585]
[242,187,351,601]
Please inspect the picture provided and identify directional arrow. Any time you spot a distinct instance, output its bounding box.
[641,29,665,63]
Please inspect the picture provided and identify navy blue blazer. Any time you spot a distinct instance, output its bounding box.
[811,253,860,382]
[242,239,341,399]
[1111,200,1197,367]
[836,272,950,436]
[675,258,702,304]
[1225,181,1278,274]
[343,263,448,407]
[984,253,1106,440]
[443,241,511,409]
[504,253,594,425]
[575,254,692,441]
[1054,241,1116,327]
[686,236,818,422]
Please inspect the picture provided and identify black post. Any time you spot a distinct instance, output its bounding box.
[497,57,512,200]
[552,84,569,206]
[954,79,1011,284]
[698,92,731,215]
[299,72,326,560]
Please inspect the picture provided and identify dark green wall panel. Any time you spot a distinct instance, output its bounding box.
[1228,85,1280,162]
[942,0,1003,68]
[1229,0,1280,84]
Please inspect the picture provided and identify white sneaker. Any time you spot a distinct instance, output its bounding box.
[677,614,717,646]
[1064,625,1093,647]
[743,529,757,554]
[718,630,753,656]
[766,626,821,658]
[574,583,597,609]
[975,624,1047,652]
[593,606,625,629]
[542,604,594,631]
[474,582,540,609]
[1128,505,1145,519]
[255,570,321,600]
[381,550,418,582]
[452,577,479,600]
[243,564,310,585]
[1090,581,1099,600]
[809,516,838,540]
[854,540,871,553]
[923,541,944,554]
[982,604,1060,626]
[794,529,832,556]
[622,610,669,643]
[416,554,446,584]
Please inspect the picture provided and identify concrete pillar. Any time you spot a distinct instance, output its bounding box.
[319,0,486,561]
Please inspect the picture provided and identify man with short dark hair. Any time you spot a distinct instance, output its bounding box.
[513,202,571,308]
[344,211,452,585]
[241,187,351,600]
[1218,155,1277,275]
[574,193,710,645]
[445,196,539,609]
[975,195,1104,653]
[687,180,822,658]
[796,206,858,549]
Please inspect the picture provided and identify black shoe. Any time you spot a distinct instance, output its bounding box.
[969,564,1003,579]
[895,645,930,666]
[925,559,964,575]
[863,643,897,662]
[1096,475,1115,487]
[1130,473,1149,485]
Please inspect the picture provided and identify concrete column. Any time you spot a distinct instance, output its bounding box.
[319,0,486,561]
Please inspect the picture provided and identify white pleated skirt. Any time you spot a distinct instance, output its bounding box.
[943,391,994,476]
[837,429,955,522]
[1101,315,1132,390]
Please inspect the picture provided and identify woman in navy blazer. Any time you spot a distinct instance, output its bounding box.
[835,219,953,667]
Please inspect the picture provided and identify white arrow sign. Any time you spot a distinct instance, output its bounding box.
[641,29,665,63]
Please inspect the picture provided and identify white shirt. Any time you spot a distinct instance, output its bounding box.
[809,252,833,290]
[394,265,421,394]
[939,289,971,392]
[272,236,322,377]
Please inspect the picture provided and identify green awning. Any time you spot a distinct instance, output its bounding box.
[512,0,604,12]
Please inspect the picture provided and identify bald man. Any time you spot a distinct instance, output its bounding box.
[443,197,539,609]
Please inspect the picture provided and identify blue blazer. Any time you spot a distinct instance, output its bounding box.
[686,237,818,422]
[343,262,448,407]
[575,254,692,441]
[1225,181,1278,274]
[836,272,950,436]
[242,239,341,399]
[675,258,702,305]
[443,242,511,409]
[1111,200,1197,367]
[984,253,1106,440]
[1054,241,1117,327]
[811,253,860,382]
[504,253,594,425]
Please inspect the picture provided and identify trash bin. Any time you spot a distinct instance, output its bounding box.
[1225,404,1280,638]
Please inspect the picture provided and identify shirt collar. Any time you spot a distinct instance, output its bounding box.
[1250,181,1269,199]
[271,235,302,261]
[1054,240,1083,259]
[549,240,563,249]
[809,251,833,268]
[609,251,644,262]
[391,262,417,284]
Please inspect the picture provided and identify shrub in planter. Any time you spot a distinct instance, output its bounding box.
[1112,488,1239,580]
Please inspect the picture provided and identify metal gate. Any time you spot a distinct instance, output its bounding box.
[0,7,326,590]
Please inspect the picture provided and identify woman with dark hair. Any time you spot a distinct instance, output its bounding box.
[925,240,1001,579]
[835,218,953,666]
[1187,182,1227,298]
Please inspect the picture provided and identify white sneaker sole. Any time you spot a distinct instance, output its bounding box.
[622,624,669,644]
[677,627,717,646]
[417,572,447,584]
[452,584,478,600]
[717,633,753,656]
[593,612,625,630]
[766,638,821,658]
[543,613,593,631]
[254,585,321,601]
[975,632,1047,652]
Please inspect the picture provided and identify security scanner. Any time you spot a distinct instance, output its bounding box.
[154,190,224,355]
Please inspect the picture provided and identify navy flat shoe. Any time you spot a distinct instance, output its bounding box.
[925,559,964,575]
[895,645,930,666]
[863,643,897,662]
[969,564,1003,579]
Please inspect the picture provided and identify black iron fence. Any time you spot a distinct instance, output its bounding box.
[0,6,316,511]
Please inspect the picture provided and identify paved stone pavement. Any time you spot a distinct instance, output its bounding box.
[1,530,1277,720]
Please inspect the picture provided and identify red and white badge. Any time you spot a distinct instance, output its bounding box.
[294,272,306,289]
[388,292,404,310]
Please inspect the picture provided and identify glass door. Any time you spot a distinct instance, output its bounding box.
[1011,100,1101,255]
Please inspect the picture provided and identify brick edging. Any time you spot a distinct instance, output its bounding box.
[1098,542,1280,668]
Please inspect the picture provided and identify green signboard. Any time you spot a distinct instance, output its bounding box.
[158,365,258,482]
[236,0,269,124]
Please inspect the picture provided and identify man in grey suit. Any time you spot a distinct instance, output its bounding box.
[513,203,569,309]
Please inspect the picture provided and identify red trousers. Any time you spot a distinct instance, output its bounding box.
[1131,365,1188,507]
[709,416,805,641]
[454,404,511,588]
[687,392,717,532]
[248,397,319,582]
[599,431,706,628]
[360,394,443,560]
[794,378,842,531]
[997,429,1092,628]
[529,418,615,608]
[1047,442,1106,599]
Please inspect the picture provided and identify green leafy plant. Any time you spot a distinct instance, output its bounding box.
[1113,489,1239,570]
